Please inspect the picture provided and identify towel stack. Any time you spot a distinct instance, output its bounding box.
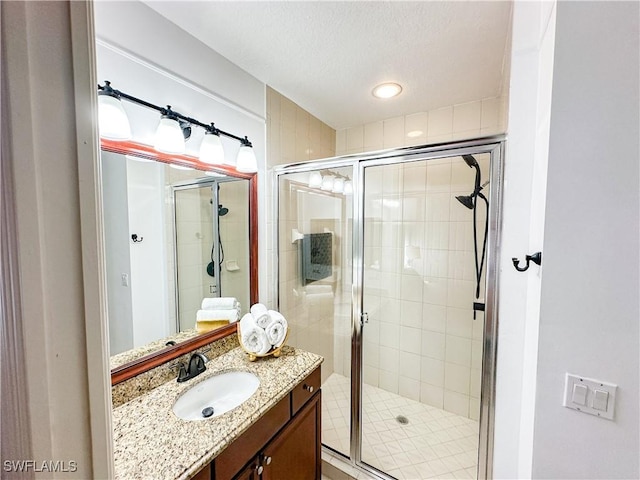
[196,297,241,333]
[239,303,288,356]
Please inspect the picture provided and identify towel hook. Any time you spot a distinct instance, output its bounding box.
[512,252,542,272]
[131,233,143,243]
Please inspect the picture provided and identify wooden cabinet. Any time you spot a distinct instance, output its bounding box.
[261,392,320,480]
[206,366,321,480]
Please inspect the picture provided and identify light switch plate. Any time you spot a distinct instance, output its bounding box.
[563,373,617,420]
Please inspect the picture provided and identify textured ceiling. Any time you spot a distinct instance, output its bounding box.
[144,1,512,130]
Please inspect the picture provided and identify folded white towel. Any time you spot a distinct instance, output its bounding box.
[196,309,239,323]
[240,313,271,355]
[266,310,288,347]
[201,297,239,311]
[250,303,271,329]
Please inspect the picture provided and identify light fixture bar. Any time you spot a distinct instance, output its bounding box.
[97,81,250,146]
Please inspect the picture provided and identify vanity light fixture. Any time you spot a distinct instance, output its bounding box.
[343,180,353,195]
[372,82,403,99]
[321,175,335,191]
[235,137,258,173]
[332,177,345,194]
[308,169,352,195]
[308,171,322,188]
[97,81,132,140]
[97,81,257,171]
[200,124,225,165]
[154,107,187,154]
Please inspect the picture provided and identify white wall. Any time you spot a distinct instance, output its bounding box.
[126,160,171,347]
[101,152,134,355]
[532,2,639,478]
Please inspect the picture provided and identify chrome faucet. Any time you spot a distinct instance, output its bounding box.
[177,352,209,382]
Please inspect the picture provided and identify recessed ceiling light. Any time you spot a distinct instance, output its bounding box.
[372,82,402,99]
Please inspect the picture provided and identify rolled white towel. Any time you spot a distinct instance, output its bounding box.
[201,297,239,311]
[196,309,239,323]
[266,310,288,347]
[250,303,271,329]
[240,313,271,355]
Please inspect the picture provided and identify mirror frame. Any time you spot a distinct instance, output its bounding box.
[101,139,258,385]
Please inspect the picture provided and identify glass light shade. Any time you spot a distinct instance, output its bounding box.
[199,132,225,165]
[154,116,185,154]
[321,175,335,191]
[236,145,258,173]
[343,180,353,195]
[98,95,131,140]
[332,177,345,193]
[309,171,322,188]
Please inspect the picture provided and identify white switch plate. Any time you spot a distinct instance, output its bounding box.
[563,373,617,420]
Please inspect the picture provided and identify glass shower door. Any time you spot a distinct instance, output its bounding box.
[277,166,354,458]
[359,154,490,479]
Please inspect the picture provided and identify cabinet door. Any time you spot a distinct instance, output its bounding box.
[261,392,321,480]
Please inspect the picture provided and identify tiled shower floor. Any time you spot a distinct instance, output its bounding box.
[322,373,479,480]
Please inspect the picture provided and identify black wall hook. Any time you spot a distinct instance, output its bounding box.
[512,252,542,272]
[131,234,143,243]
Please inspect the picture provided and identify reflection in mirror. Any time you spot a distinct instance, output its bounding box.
[101,151,250,362]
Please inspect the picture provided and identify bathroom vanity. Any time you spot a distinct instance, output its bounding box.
[112,346,322,479]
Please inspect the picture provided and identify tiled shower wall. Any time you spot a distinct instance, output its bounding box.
[336,96,507,155]
[361,156,490,421]
[219,180,250,314]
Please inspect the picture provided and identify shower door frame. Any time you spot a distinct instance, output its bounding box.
[274,135,505,480]
[171,176,244,333]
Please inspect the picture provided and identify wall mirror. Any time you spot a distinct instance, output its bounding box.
[101,140,257,384]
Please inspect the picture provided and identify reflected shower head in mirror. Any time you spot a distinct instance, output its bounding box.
[462,154,479,168]
[208,198,229,216]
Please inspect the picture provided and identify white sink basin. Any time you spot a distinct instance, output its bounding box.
[172,371,260,421]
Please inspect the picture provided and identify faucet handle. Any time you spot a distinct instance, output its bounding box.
[176,363,190,383]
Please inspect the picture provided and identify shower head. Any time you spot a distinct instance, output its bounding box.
[218,204,229,216]
[462,154,479,168]
[456,194,475,210]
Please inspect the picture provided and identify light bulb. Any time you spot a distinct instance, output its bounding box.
[98,94,131,140]
[344,180,353,195]
[236,144,257,173]
[309,171,322,188]
[332,177,344,193]
[154,115,185,154]
[200,131,225,165]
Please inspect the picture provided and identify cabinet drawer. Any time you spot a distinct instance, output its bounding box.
[291,367,321,416]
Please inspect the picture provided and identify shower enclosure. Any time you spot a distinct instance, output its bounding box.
[275,138,503,480]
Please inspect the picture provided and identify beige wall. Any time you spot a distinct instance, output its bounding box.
[265,87,336,309]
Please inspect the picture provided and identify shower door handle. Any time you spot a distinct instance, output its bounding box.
[360,312,369,326]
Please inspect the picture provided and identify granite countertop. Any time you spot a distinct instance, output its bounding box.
[110,329,201,370]
[112,346,323,480]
